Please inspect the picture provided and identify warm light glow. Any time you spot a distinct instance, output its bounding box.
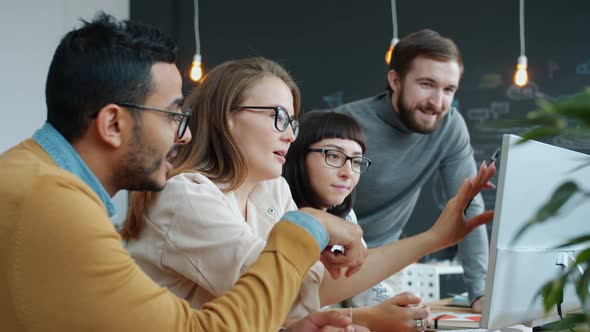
[385,46,393,65]
[514,55,528,87]
[385,38,399,65]
[514,64,528,87]
[190,54,203,82]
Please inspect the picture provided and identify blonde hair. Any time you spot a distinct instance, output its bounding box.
[120,57,301,241]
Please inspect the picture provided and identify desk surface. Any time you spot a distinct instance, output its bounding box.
[427,299,534,332]
[427,298,474,314]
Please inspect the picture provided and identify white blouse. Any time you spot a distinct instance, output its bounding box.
[126,172,325,321]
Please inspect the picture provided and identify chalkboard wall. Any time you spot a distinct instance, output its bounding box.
[131,0,590,259]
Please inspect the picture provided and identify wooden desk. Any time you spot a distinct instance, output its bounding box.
[427,298,474,314]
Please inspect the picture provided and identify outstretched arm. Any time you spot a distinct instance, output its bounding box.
[319,162,496,306]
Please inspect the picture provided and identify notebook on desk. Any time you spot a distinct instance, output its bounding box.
[431,312,481,329]
[426,299,532,332]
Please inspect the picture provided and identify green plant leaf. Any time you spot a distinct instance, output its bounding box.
[575,266,590,305]
[568,158,590,174]
[541,277,567,312]
[489,89,590,144]
[500,87,590,329]
[535,97,556,112]
[526,109,559,121]
[541,313,587,331]
[552,92,590,127]
[575,248,590,265]
[556,235,590,249]
[557,128,590,150]
[549,250,590,288]
[513,181,580,242]
[516,127,564,144]
[532,255,588,313]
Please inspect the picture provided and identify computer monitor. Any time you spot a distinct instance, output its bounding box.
[480,134,590,329]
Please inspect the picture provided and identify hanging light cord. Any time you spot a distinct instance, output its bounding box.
[524,0,528,55]
[391,0,398,40]
[193,0,201,55]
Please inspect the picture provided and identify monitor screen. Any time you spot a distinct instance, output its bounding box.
[480,134,590,329]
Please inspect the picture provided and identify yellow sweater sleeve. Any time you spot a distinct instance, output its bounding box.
[9,173,319,332]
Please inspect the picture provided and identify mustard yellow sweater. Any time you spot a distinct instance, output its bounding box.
[0,139,319,331]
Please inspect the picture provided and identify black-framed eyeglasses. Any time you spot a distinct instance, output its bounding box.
[238,106,300,139]
[307,148,372,174]
[115,102,192,139]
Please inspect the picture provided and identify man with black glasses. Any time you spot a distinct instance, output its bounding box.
[0,13,368,331]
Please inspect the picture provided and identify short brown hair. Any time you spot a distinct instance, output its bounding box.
[387,29,463,92]
[120,57,300,241]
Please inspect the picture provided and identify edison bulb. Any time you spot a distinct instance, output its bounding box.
[190,54,203,82]
[514,55,528,87]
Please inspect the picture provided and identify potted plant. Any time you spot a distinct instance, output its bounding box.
[507,87,590,330]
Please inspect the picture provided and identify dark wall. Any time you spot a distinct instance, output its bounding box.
[131,0,590,259]
[131,1,590,109]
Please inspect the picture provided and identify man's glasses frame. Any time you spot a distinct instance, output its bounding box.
[307,148,372,174]
[115,102,192,139]
[238,106,300,139]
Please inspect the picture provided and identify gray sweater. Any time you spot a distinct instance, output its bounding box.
[335,92,489,299]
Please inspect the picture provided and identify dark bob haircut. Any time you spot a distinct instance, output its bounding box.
[283,110,367,218]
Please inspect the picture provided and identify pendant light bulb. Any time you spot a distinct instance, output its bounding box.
[190,54,203,82]
[514,55,528,87]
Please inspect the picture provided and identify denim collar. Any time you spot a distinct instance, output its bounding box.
[33,123,117,217]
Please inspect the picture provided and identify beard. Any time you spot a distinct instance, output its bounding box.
[396,88,446,134]
[113,123,172,192]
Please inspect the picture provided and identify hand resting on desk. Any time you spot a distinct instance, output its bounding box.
[286,311,372,332]
[356,292,432,332]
